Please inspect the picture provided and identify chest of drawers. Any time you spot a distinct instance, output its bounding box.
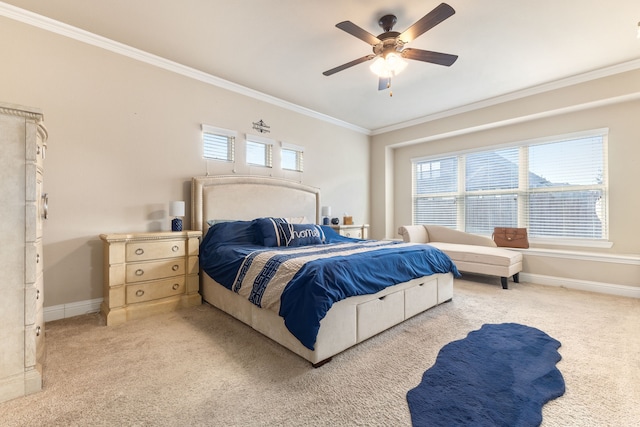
[0,102,48,403]
[329,224,369,239]
[100,231,202,325]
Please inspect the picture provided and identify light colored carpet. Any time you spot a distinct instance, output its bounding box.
[1,278,639,426]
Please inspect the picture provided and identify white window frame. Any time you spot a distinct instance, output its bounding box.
[202,124,236,162]
[245,134,274,168]
[412,129,610,248]
[281,141,304,172]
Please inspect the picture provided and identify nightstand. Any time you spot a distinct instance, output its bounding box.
[329,224,369,239]
[100,230,202,325]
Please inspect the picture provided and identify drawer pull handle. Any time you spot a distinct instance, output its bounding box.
[135,248,144,255]
[172,245,179,252]
[172,283,180,290]
[42,193,49,219]
[136,290,144,297]
[37,253,40,264]
[37,144,41,155]
[172,265,179,271]
[135,269,144,276]
[36,326,41,337]
[36,289,40,300]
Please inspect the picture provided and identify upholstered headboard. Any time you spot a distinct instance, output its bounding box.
[191,175,321,233]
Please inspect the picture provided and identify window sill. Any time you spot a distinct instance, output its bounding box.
[528,238,613,249]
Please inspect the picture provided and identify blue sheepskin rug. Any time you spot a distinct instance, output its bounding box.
[407,323,565,427]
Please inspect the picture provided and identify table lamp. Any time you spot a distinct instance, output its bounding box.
[321,206,332,225]
[169,201,185,231]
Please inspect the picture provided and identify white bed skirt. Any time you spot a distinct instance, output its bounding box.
[201,271,454,366]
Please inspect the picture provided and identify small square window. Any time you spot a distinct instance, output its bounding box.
[282,148,304,172]
[246,135,273,167]
[202,125,235,162]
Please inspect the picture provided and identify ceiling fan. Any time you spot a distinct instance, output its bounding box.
[323,2,458,93]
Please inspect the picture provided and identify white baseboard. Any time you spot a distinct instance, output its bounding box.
[519,273,640,299]
[43,275,639,322]
[44,298,103,322]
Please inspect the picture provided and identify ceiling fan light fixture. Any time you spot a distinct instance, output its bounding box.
[369,52,408,78]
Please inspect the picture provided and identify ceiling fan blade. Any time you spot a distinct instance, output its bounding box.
[399,3,455,43]
[378,77,390,91]
[323,54,376,76]
[336,21,381,45]
[402,48,458,66]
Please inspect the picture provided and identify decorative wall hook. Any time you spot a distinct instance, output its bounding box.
[252,119,271,134]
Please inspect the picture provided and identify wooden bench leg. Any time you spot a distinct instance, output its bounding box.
[513,272,520,283]
[500,277,508,289]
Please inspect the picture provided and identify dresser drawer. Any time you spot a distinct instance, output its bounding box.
[126,240,185,262]
[24,308,44,369]
[126,276,186,304]
[340,228,363,239]
[126,258,185,283]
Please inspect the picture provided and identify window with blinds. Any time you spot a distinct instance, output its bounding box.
[246,134,273,168]
[412,129,608,242]
[202,124,235,161]
[281,142,304,172]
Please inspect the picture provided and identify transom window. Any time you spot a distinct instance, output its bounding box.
[202,125,235,162]
[412,129,608,244]
[281,142,304,172]
[246,134,273,168]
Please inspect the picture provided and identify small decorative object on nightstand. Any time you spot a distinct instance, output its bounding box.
[329,224,369,239]
[169,201,185,231]
[99,230,202,325]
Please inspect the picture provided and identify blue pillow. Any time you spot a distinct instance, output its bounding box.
[206,220,257,245]
[253,217,325,247]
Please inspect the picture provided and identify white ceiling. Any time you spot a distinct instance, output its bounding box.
[4,0,640,133]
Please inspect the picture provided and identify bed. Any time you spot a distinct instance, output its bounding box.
[191,175,458,366]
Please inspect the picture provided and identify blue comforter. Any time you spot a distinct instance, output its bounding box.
[200,225,460,350]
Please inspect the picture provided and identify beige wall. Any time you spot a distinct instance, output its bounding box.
[0,17,370,307]
[371,69,640,288]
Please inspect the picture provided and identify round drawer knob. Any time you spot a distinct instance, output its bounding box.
[136,290,144,297]
[172,265,179,271]
[172,245,179,252]
[172,283,180,290]
[135,269,144,276]
[135,248,144,255]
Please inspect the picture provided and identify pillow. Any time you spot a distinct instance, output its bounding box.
[206,219,235,227]
[206,220,257,245]
[253,217,325,247]
[282,216,309,224]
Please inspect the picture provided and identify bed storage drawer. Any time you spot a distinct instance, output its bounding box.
[356,289,404,342]
[404,280,438,318]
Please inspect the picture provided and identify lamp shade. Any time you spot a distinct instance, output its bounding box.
[321,206,332,217]
[169,201,185,217]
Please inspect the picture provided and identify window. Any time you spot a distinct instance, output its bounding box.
[281,142,304,172]
[245,134,273,167]
[202,125,235,162]
[412,129,608,243]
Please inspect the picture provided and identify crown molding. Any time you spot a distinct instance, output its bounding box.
[0,2,371,135]
[372,58,640,135]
